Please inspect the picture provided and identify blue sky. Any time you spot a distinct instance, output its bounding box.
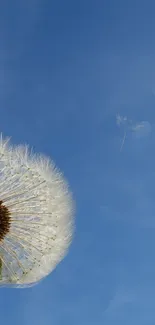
[1,0,155,324]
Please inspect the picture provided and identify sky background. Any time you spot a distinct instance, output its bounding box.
[1,0,155,324]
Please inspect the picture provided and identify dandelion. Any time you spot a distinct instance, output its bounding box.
[0,135,74,288]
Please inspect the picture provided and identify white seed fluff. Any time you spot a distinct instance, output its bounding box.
[0,135,74,288]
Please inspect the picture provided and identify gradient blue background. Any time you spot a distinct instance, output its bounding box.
[1,0,155,324]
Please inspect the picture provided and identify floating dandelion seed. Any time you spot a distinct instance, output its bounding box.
[0,135,74,288]
[116,114,128,151]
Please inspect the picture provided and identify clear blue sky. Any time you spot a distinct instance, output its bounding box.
[1,0,155,324]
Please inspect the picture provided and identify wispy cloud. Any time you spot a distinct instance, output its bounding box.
[116,114,151,150]
[104,287,135,313]
[102,286,137,324]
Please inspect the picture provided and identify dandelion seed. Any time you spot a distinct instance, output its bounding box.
[0,135,74,288]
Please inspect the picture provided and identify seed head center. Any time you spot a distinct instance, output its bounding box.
[0,200,11,241]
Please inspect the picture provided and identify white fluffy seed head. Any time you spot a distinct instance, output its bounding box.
[0,135,74,288]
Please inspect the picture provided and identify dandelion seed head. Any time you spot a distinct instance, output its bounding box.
[0,135,74,288]
[0,201,11,241]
